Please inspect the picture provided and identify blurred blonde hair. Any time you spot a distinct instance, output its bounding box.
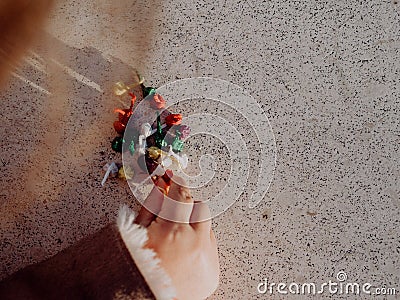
[0,0,53,84]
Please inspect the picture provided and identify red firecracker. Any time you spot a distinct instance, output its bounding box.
[113,93,136,134]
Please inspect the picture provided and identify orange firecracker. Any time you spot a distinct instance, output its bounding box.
[113,93,136,134]
[165,113,182,126]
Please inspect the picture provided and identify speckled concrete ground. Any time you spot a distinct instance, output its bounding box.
[1,0,399,299]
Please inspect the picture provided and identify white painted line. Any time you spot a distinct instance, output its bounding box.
[23,56,48,74]
[28,50,45,63]
[50,59,104,93]
[11,72,51,95]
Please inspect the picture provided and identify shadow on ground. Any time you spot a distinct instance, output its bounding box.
[0,32,142,279]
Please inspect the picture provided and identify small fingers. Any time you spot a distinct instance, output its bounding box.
[190,201,212,234]
[157,176,194,224]
[134,177,168,227]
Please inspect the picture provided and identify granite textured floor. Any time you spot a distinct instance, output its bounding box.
[1,0,399,299]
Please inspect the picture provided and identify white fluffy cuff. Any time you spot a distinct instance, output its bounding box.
[117,205,177,300]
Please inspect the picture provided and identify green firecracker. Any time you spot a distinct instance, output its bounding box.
[154,112,167,149]
[171,130,184,152]
[111,136,124,153]
[128,140,135,155]
[141,85,156,98]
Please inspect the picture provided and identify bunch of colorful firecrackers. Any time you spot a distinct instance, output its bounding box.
[101,83,190,186]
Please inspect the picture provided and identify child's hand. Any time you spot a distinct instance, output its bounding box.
[135,175,220,300]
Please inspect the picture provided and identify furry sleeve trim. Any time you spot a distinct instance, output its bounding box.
[117,205,177,300]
